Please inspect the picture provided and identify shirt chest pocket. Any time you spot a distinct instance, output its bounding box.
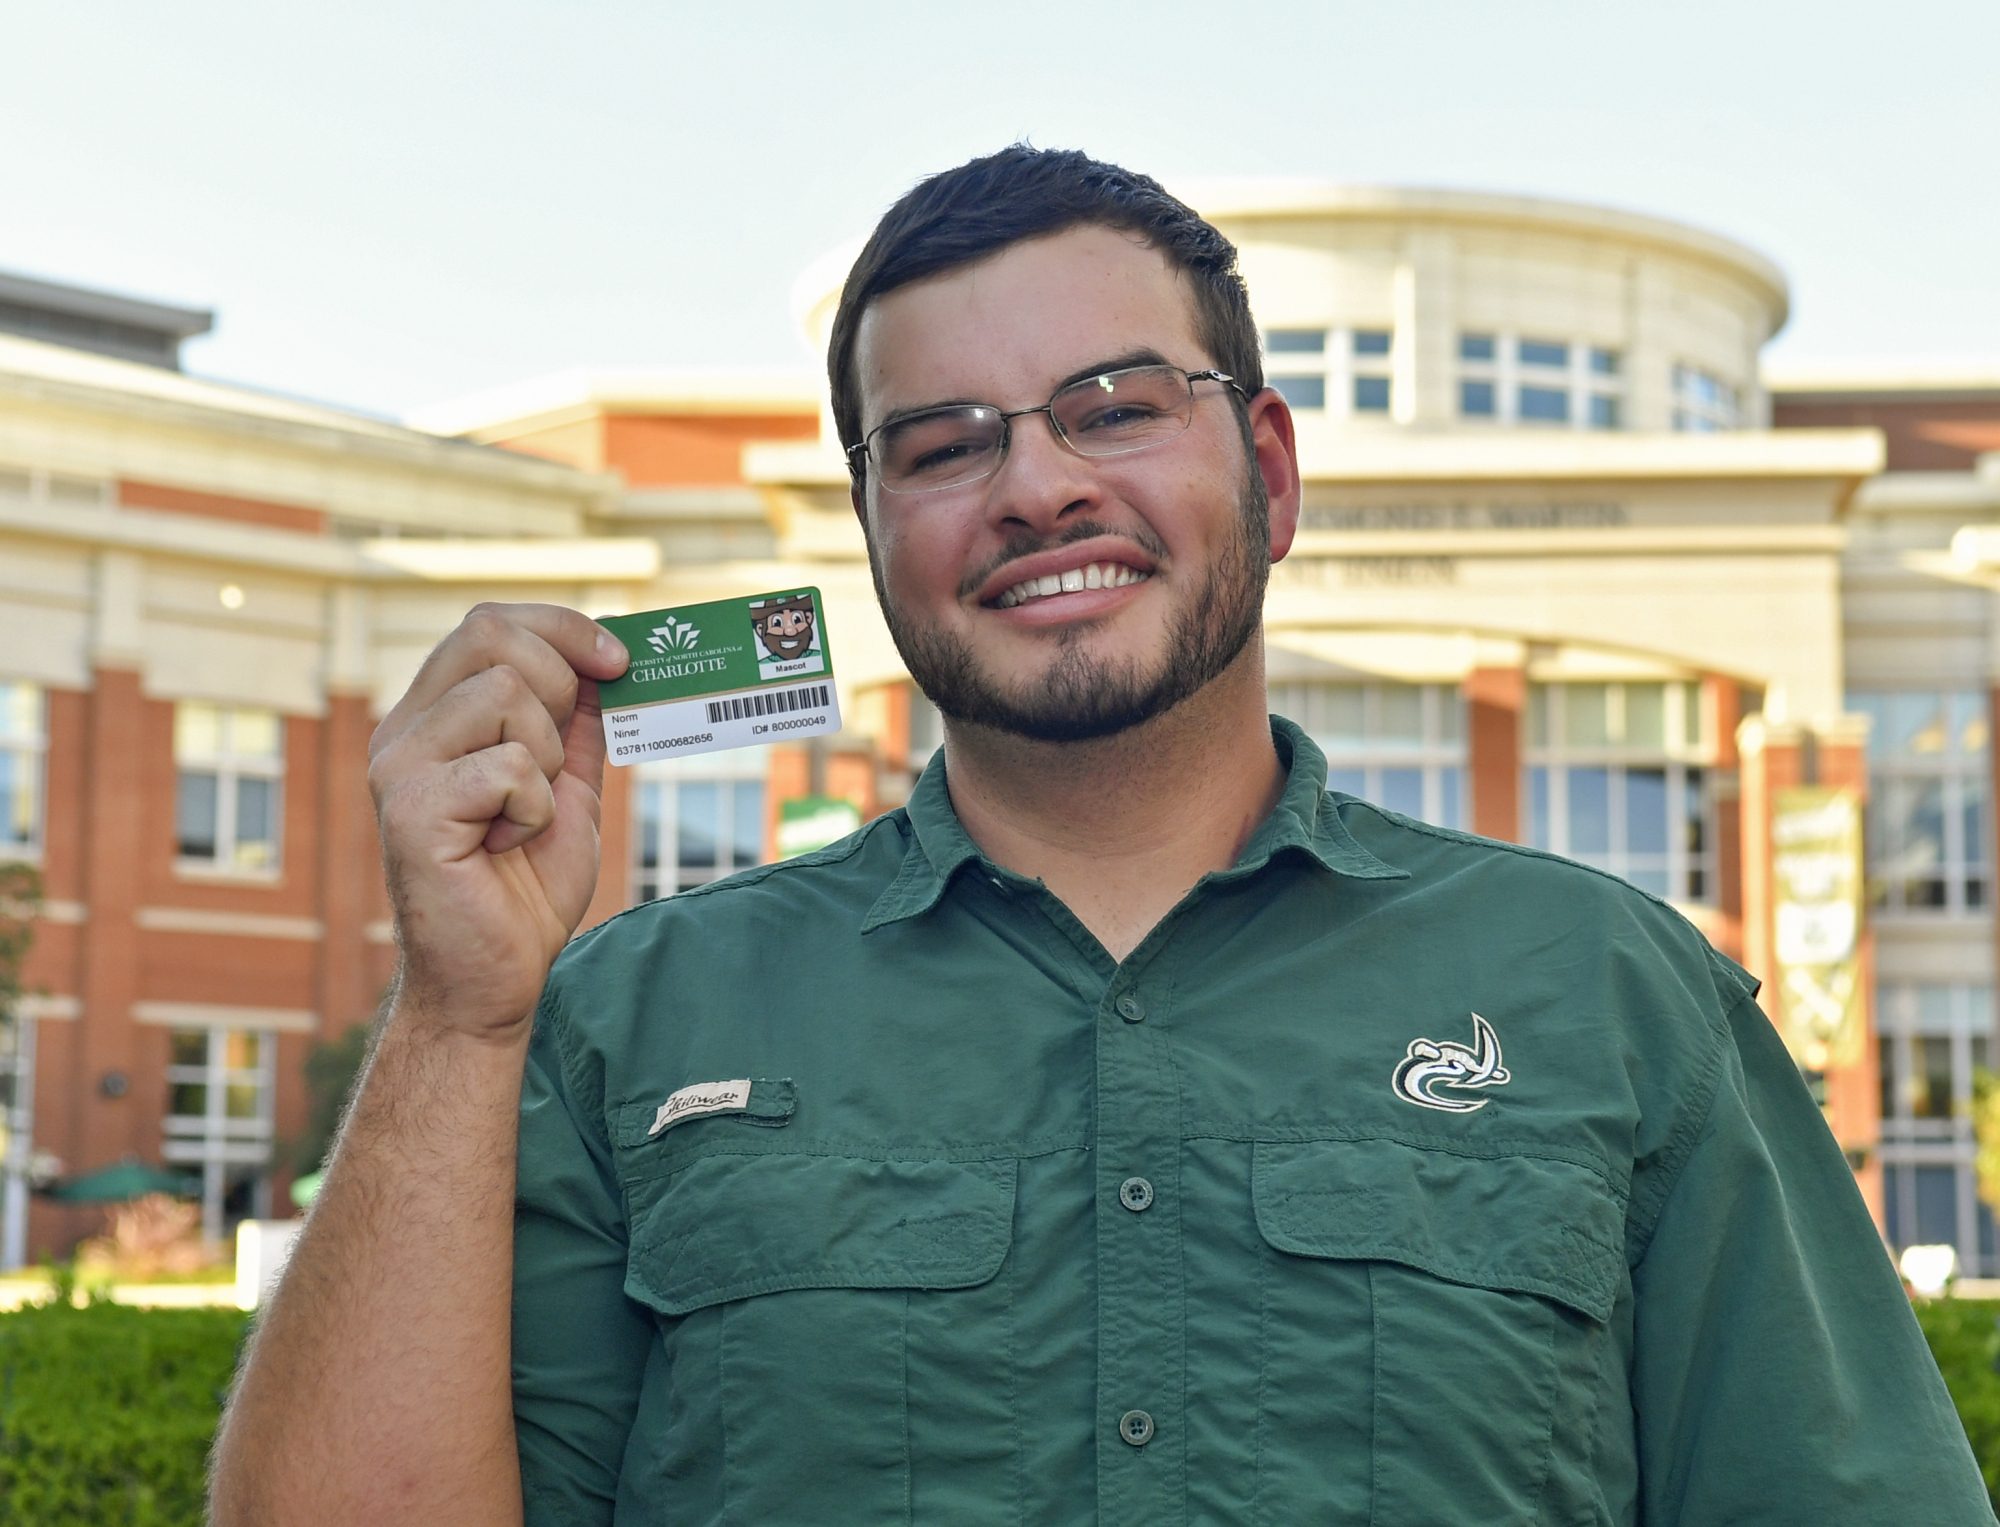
[1251,1138,1624,1526]
[613,1140,1019,1522]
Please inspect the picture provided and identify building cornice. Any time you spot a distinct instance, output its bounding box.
[0,334,616,501]
[406,367,821,441]
[1179,181,1790,329]
[0,493,660,582]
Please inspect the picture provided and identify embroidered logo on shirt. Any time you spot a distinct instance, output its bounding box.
[648,1079,753,1137]
[1392,1013,1510,1113]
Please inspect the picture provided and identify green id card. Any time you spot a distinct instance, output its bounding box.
[596,588,840,766]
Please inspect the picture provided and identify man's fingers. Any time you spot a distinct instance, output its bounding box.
[558,676,609,792]
[375,604,627,757]
[380,666,568,785]
[379,742,557,862]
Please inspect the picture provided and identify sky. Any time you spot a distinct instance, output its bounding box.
[3,2,1996,421]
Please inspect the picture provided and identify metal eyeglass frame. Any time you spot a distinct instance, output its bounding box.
[847,365,1244,494]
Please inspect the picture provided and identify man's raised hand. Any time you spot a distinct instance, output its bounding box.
[366,601,628,1044]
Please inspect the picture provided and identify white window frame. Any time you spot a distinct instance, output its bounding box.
[1878,982,1995,1275]
[162,1025,275,1241]
[0,679,48,863]
[1271,680,1467,829]
[0,1010,34,1270]
[631,745,771,903]
[1849,690,1992,919]
[1458,334,1624,430]
[1262,326,1395,420]
[1523,681,1715,903]
[174,703,285,876]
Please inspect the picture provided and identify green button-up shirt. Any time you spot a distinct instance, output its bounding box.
[513,719,1991,1524]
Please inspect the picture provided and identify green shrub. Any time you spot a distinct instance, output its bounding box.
[0,1301,248,1526]
[1916,1297,2000,1511]
[0,1293,1994,1519]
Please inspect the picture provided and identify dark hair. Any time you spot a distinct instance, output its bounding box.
[827,144,1264,476]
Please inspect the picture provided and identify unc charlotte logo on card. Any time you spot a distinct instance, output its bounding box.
[597,588,840,766]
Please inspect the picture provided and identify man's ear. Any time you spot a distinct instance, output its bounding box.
[1245,388,1302,562]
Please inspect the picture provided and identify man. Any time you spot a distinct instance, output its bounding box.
[212,147,1992,1524]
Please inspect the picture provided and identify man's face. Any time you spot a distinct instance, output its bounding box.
[851,224,1298,743]
[757,605,816,660]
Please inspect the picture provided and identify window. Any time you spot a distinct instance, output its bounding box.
[1271,681,1466,830]
[1672,363,1741,432]
[1271,376,1326,410]
[1456,334,1622,429]
[0,681,46,860]
[162,1025,274,1240]
[1262,327,1392,419]
[1524,681,1713,901]
[1518,386,1570,424]
[1847,691,1990,915]
[1878,983,1998,1275]
[1266,329,1326,354]
[633,745,770,902]
[174,704,284,872]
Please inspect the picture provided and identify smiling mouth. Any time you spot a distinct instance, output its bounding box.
[993,562,1152,609]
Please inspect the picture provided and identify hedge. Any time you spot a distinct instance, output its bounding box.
[0,1296,1997,1521]
[0,1300,248,1526]
[1916,1298,2000,1510]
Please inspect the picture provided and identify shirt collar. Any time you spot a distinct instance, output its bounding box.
[862,715,1407,933]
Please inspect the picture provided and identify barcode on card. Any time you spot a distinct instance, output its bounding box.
[704,684,831,725]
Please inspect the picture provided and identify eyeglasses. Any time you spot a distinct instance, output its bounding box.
[850,364,1244,495]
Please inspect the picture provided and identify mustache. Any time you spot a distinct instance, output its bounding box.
[956,520,1170,600]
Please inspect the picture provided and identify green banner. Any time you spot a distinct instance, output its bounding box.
[778,796,862,859]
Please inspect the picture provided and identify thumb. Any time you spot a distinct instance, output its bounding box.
[559,676,609,794]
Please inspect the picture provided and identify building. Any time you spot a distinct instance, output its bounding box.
[3,187,1998,1280]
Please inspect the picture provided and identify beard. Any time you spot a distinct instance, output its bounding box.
[872,471,1271,744]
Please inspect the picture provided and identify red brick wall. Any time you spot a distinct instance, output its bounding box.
[601,413,817,487]
[1771,398,2000,472]
[119,479,327,535]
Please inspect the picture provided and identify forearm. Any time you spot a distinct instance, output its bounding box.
[211,1000,531,1526]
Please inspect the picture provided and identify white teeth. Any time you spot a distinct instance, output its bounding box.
[998,562,1150,607]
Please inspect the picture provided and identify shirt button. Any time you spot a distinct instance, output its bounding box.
[1115,993,1145,1023]
[1119,1176,1154,1212]
[1118,1409,1155,1447]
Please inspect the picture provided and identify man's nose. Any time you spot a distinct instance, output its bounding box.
[983,409,1098,530]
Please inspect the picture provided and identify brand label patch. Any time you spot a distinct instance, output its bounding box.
[1392,1013,1511,1114]
[649,1079,754,1137]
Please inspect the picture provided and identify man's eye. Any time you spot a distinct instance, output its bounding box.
[1075,402,1165,433]
[901,436,989,476]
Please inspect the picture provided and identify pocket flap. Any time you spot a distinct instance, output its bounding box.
[626,1153,1017,1316]
[1252,1138,1622,1322]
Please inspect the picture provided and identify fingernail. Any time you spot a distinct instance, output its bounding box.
[597,629,623,661]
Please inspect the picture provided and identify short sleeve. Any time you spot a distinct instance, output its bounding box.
[512,990,654,1524]
[1631,991,1994,1524]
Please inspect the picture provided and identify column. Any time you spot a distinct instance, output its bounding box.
[1465,662,1525,843]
